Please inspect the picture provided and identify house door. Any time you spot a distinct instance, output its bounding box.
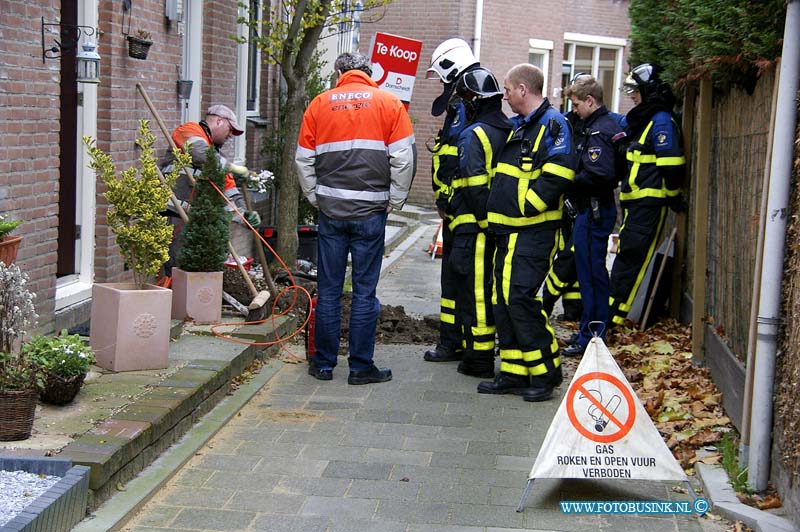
[55,0,98,310]
[57,1,79,277]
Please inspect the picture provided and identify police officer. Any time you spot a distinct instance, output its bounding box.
[423,38,480,363]
[480,64,577,402]
[449,67,512,378]
[561,74,623,356]
[608,63,685,327]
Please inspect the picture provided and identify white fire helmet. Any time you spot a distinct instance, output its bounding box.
[426,38,478,83]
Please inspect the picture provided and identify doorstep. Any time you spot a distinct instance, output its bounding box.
[0,314,296,512]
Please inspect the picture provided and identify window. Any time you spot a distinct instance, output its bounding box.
[562,33,626,112]
[246,0,262,113]
[528,39,553,97]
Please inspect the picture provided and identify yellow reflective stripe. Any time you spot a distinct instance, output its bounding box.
[496,162,543,180]
[474,126,494,187]
[563,292,582,300]
[452,175,489,188]
[440,313,455,324]
[487,209,563,227]
[441,298,455,309]
[625,122,654,195]
[628,152,656,163]
[619,188,681,201]
[502,233,517,304]
[474,341,495,351]
[491,248,498,306]
[532,124,546,152]
[474,233,488,327]
[612,315,627,325]
[448,213,479,230]
[542,162,575,181]
[656,155,686,166]
[525,189,548,213]
[472,326,495,336]
[547,270,569,289]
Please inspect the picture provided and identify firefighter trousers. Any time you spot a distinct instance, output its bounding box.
[438,224,463,352]
[492,227,561,378]
[608,203,668,326]
[451,231,496,372]
[542,233,582,320]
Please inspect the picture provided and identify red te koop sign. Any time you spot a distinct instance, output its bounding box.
[369,32,423,105]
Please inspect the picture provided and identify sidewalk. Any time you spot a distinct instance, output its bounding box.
[95,214,732,532]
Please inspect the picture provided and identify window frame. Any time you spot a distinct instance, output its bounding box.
[562,33,626,113]
[528,38,553,97]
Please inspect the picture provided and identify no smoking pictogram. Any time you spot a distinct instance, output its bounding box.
[565,372,636,443]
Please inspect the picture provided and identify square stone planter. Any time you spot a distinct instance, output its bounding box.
[0,457,89,532]
[90,283,172,372]
[170,268,223,325]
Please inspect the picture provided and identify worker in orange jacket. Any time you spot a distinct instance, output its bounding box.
[159,104,259,275]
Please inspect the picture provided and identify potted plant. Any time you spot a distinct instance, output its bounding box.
[171,147,230,324]
[0,214,23,265]
[23,332,95,405]
[0,262,42,441]
[83,120,189,371]
[127,29,153,60]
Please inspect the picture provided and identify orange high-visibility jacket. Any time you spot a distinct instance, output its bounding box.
[295,70,416,220]
[162,121,243,212]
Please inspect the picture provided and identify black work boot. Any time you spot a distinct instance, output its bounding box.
[477,373,531,395]
[522,375,554,402]
[423,345,463,362]
[348,365,392,385]
[457,349,495,378]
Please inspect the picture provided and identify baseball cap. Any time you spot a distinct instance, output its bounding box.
[207,105,244,136]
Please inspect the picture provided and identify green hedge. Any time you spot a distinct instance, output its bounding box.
[629,0,786,92]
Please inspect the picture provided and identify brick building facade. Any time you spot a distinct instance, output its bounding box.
[1,0,630,335]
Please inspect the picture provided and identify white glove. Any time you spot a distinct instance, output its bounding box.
[229,163,249,177]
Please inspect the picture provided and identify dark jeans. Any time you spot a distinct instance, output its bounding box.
[313,210,387,372]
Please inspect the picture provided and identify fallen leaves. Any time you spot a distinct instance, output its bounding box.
[607,319,733,470]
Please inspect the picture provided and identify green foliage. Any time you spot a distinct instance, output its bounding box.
[629,0,785,91]
[23,332,95,379]
[0,215,23,239]
[177,147,230,272]
[719,431,755,494]
[84,121,191,288]
[0,351,43,392]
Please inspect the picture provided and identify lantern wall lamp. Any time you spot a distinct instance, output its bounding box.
[41,17,101,84]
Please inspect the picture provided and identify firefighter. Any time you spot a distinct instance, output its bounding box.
[159,105,259,276]
[560,74,623,356]
[480,64,577,402]
[448,67,512,378]
[423,38,480,363]
[608,64,686,327]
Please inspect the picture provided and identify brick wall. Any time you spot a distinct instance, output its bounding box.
[0,1,63,329]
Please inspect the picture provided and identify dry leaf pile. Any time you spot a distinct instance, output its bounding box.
[606,319,732,473]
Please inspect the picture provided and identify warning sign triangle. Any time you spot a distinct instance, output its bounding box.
[528,336,687,482]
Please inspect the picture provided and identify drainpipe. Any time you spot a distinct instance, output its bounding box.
[748,0,800,492]
[472,0,483,60]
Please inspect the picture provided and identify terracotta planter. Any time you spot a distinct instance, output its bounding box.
[90,283,172,372]
[0,235,22,265]
[171,268,223,325]
[0,389,37,441]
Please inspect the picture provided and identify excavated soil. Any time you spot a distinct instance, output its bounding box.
[223,270,440,345]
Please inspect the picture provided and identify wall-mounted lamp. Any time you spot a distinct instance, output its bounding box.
[41,17,101,84]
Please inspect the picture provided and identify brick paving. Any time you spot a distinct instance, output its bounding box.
[120,219,728,532]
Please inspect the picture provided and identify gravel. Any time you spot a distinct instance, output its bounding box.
[0,469,61,526]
